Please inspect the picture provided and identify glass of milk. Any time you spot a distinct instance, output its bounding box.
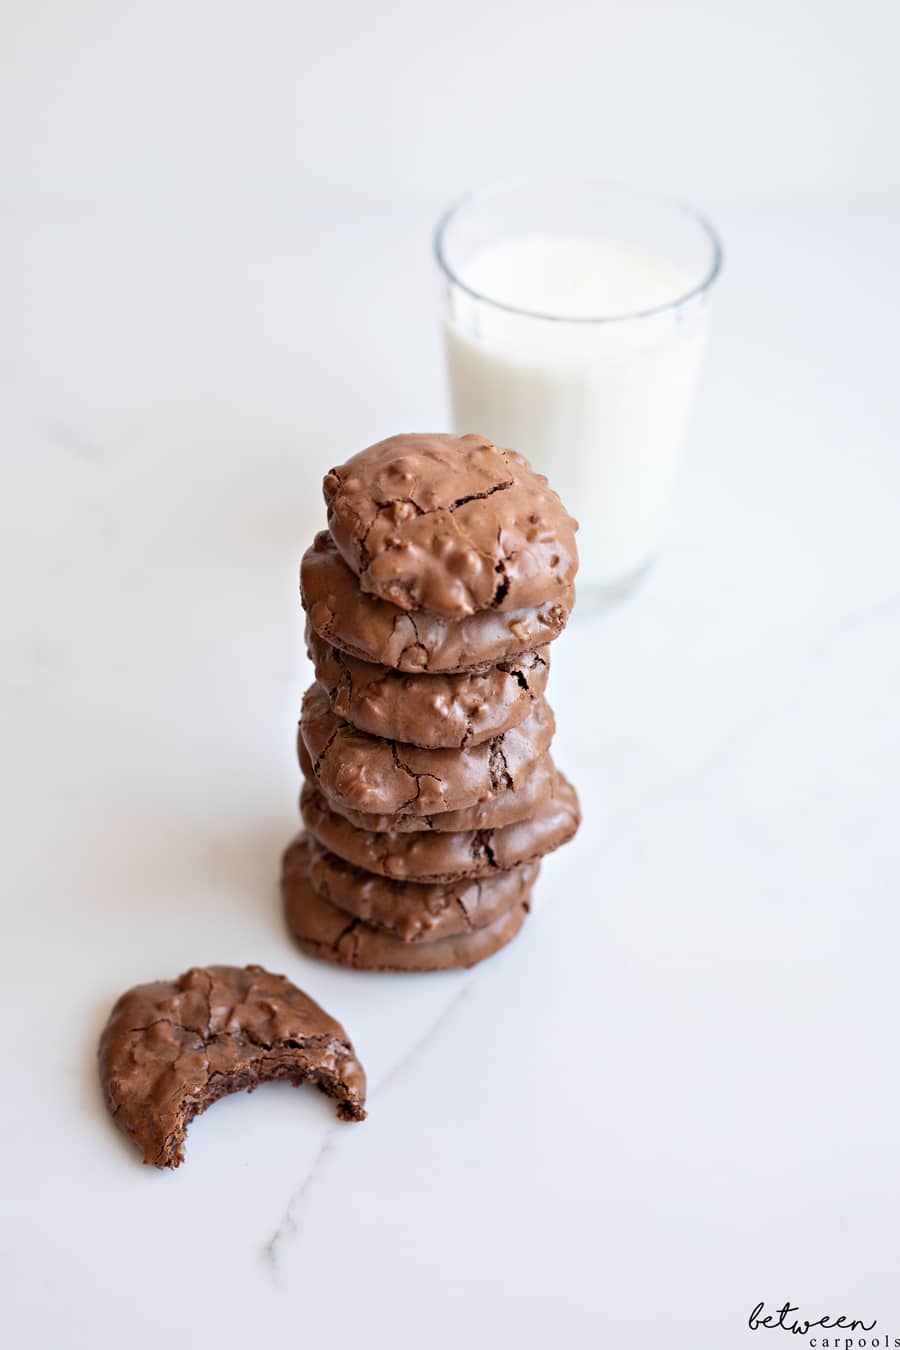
[435,178,722,599]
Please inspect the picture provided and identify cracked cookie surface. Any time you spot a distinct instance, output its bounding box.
[300,770,580,882]
[302,530,573,674]
[285,833,538,942]
[306,624,550,749]
[323,433,578,618]
[283,835,531,970]
[299,681,555,817]
[98,964,366,1168]
[299,740,557,833]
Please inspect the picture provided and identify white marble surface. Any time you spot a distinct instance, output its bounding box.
[3,202,900,1349]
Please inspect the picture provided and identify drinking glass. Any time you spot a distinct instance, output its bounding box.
[435,178,722,599]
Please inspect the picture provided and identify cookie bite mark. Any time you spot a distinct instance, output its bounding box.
[98,964,366,1169]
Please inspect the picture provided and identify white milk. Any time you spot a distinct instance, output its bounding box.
[443,235,709,590]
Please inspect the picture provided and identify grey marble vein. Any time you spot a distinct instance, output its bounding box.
[263,1129,336,1281]
[370,974,474,1101]
[261,974,474,1276]
[38,417,107,463]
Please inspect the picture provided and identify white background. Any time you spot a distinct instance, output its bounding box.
[1,0,898,208]
[2,4,900,1350]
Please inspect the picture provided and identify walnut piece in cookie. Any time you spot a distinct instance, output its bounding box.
[282,834,532,971]
[301,530,573,674]
[299,768,581,883]
[299,681,555,818]
[305,623,550,749]
[298,737,558,834]
[98,964,366,1168]
[295,835,540,942]
[323,433,579,618]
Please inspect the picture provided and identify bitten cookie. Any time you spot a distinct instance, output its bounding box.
[302,531,573,674]
[98,964,366,1168]
[323,433,578,617]
[300,770,581,882]
[285,833,539,941]
[283,836,531,971]
[306,625,550,749]
[299,681,555,817]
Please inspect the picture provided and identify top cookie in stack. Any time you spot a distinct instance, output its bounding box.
[324,432,578,618]
[282,432,581,971]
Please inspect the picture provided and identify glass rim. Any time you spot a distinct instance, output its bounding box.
[433,177,723,325]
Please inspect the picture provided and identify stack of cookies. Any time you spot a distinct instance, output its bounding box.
[281,433,581,972]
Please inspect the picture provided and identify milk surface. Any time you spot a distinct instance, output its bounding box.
[444,235,708,589]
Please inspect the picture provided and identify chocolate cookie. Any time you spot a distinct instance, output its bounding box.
[302,531,573,674]
[284,833,538,941]
[299,681,555,817]
[323,433,578,617]
[306,625,550,749]
[299,740,557,833]
[98,964,366,1168]
[300,770,580,882]
[283,837,530,970]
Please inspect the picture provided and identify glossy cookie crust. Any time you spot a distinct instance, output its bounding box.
[299,681,555,817]
[283,835,531,971]
[323,432,578,618]
[306,624,550,749]
[302,531,573,674]
[98,964,366,1168]
[287,833,539,942]
[300,770,580,883]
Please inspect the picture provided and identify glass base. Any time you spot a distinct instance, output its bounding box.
[572,554,656,619]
